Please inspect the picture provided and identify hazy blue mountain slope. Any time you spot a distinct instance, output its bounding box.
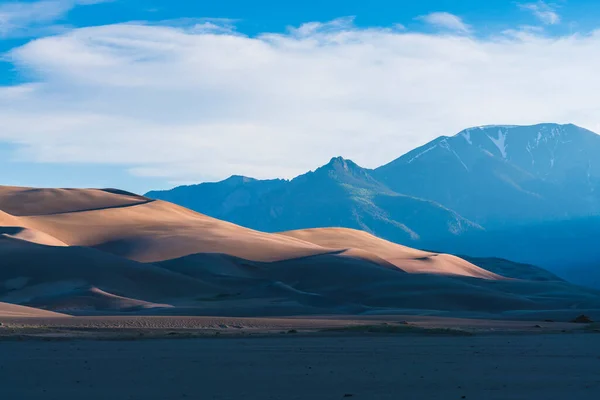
[146,176,288,219]
[374,124,600,227]
[459,257,564,282]
[148,157,482,245]
[431,216,600,288]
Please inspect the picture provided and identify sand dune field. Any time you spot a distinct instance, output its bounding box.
[1,185,600,319]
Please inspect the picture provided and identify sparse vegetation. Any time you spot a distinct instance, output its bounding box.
[571,315,594,324]
[321,323,472,336]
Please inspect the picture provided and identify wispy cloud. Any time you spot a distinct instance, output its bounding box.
[0,0,111,37]
[417,12,472,33]
[155,18,239,34]
[519,1,561,25]
[2,19,600,183]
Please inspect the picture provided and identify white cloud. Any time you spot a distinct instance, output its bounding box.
[0,0,110,37]
[519,1,561,25]
[149,18,239,35]
[417,12,472,33]
[2,19,600,184]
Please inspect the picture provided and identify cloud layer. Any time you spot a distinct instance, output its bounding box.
[519,1,561,25]
[2,17,600,184]
[0,0,110,37]
[417,12,472,33]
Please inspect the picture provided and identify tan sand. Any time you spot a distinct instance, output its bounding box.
[279,227,502,279]
[1,226,68,246]
[0,209,21,225]
[0,301,66,317]
[0,186,148,216]
[20,199,329,263]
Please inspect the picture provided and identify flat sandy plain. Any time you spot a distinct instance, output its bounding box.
[0,314,594,339]
[1,328,599,400]
[1,315,599,400]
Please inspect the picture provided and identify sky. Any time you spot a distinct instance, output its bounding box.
[1,0,600,193]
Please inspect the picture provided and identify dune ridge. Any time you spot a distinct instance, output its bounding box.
[278,228,502,279]
[0,186,149,216]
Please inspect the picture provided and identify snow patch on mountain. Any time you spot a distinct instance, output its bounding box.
[461,130,472,145]
[440,140,469,171]
[475,125,519,130]
[486,130,508,159]
[536,132,542,146]
[525,143,535,165]
[408,144,438,164]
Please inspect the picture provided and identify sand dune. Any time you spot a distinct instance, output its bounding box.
[1,226,68,247]
[25,287,173,313]
[279,228,501,279]
[0,235,220,311]
[0,186,148,216]
[155,249,600,315]
[2,185,600,317]
[0,209,20,225]
[2,187,502,279]
[21,200,328,263]
[0,301,66,317]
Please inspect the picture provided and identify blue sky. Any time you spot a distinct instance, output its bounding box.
[1,0,600,193]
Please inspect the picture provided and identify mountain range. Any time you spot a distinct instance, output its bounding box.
[148,157,482,245]
[147,123,600,286]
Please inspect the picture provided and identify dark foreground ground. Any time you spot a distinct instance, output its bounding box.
[1,334,600,400]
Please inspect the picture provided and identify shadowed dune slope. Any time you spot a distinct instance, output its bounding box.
[278,228,502,279]
[0,236,221,311]
[25,287,173,313]
[155,250,600,314]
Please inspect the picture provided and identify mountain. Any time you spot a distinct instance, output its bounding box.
[145,123,600,287]
[149,124,600,231]
[147,156,482,246]
[371,123,600,285]
[432,216,600,289]
[374,123,600,227]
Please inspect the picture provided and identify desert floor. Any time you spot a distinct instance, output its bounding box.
[1,317,600,400]
[0,314,594,339]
